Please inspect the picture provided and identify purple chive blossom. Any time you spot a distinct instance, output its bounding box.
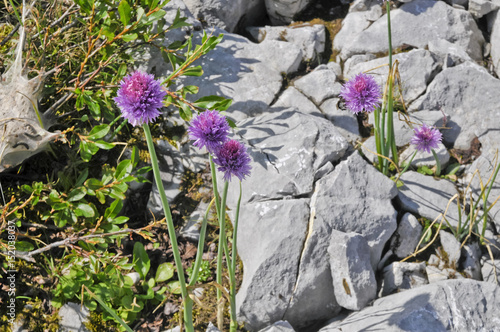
[213,140,252,182]
[114,71,166,126]
[188,110,230,153]
[340,73,381,114]
[410,123,442,154]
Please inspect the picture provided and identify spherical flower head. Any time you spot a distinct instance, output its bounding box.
[340,73,381,114]
[188,110,230,153]
[410,123,442,154]
[114,71,166,126]
[213,140,252,182]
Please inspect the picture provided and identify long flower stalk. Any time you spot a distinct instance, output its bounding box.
[229,182,243,331]
[143,124,193,331]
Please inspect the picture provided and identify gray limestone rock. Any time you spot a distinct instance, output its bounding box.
[469,0,500,18]
[410,62,500,150]
[333,4,383,54]
[247,24,326,61]
[183,0,265,32]
[319,280,500,331]
[320,98,361,143]
[293,69,342,105]
[339,0,485,62]
[491,10,500,77]
[264,0,312,24]
[344,49,442,104]
[236,199,310,331]
[391,213,423,259]
[397,171,461,228]
[58,302,90,332]
[206,322,221,332]
[382,262,429,296]
[428,38,473,68]
[439,230,461,267]
[272,87,322,117]
[225,109,348,208]
[328,231,377,311]
[283,153,397,329]
[461,242,483,280]
[257,321,296,332]
[138,28,300,122]
[481,256,500,284]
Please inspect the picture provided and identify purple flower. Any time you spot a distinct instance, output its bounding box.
[410,123,442,154]
[340,73,381,114]
[114,71,166,126]
[213,140,252,182]
[188,110,230,153]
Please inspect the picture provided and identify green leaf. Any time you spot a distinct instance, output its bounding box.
[183,85,199,95]
[133,242,150,280]
[179,102,193,121]
[115,159,132,180]
[75,169,89,187]
[167,281,182,294]
[88,124,110,140]
[15,241,34,252]
[182,65,203,77]
[75,203,95,218]
[122,33,138,42]
[94,140,115,150]
[155,262,174,282]
[85,178,103,191]
[105,199,123,220]
[68,187,87,202]
[118,0,132,26]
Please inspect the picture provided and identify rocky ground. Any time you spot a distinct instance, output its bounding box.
[15,0,500,330]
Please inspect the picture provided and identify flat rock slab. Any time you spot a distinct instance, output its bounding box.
[411,62,500,150]
[283,153,397,329]
[397,171,461,228]
[319,280,500,331]
[225,109,348,208]
[339,0,484,61]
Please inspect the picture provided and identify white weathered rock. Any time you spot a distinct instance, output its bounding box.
[293,68,342,105]
[481,255,500,284]
[339,0,485,62]
[344,49,442,104]
[439,230,461,267]
[397,171,461,228]
[206,322,221,332]
[257,321,296,332]
[469,0,499,18]
[58,302,90,332]
[272,87,322,117]
[410,62,500,150]
[461,242,483,280]
[382,262,428,296]
[491,10,500,77]
[183,0,265,32]
[428,38,473,68]
[328,231,377,310]
[264,0,312,24]
[283,153,397,329]
[333,4,383,54]
[391,213,423,259]
[319,280,500,331]
[236,199,310,331]
[320,98,361,143]
[223,109,348,209]
[247,24,326,61]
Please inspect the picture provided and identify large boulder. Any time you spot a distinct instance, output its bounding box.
[319,280,500,331]
[264,0,312,25]
[339,0,485,62]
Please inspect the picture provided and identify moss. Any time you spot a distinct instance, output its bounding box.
[84,311,118,332]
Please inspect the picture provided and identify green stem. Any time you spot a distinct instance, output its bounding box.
[143,124,193,332]
[373,107,384,171]
[400,150,417,176]
[229,182,242,332]
[216,181,229,328]
[386,1,393,69]
[188,198,215,287]
[431,149,441,177]
[481,158,500,242]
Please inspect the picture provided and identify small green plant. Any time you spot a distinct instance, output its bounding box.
[187,260,212,283]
